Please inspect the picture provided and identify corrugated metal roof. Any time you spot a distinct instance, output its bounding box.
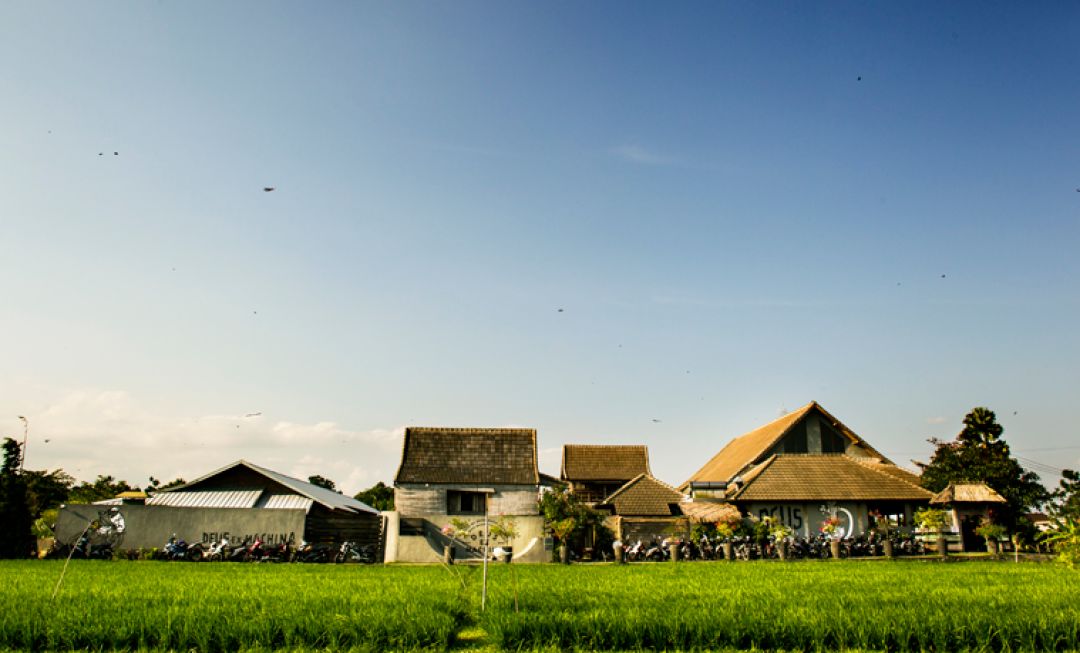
[161,461,379,515]
[260,494,315,510]
[244,462,378,514]
[147,490,261,509]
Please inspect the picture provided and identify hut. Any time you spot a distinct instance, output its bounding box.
[597,473,688,543]
[930,482,1007,552]
[388,427,549,563]
[560,444,651,504]
[681,401,933,537]
[55,460,382,554]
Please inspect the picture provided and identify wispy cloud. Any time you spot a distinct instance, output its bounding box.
[14,388,404,495]
[611,144,677,166]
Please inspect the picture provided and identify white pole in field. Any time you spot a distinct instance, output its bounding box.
[481,496,489,611]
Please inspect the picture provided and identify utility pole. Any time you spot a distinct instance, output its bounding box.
[17,416,27,473]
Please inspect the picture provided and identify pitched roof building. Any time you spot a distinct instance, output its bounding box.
[395,427,540,486]
[560,444,650,504]
[57,459,382,553]
[683,402,933,538]
[597,474,684,517]
[390,426,549,563]
[596,473,689,542]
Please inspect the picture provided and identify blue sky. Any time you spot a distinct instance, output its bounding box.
[2,2,1078,494]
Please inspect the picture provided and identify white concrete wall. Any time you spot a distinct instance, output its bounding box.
[390,513,549,563]
[395,483,539,517]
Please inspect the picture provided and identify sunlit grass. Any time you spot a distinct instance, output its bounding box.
[2,559,1078,651]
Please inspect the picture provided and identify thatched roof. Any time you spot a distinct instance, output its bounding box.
[561,444,650,482]
[728,454,934,502]
[681,401,892,490]
[680,501,742,524]
[930,482,1007,505]
[394,427,539,485]
[598,474,685,517]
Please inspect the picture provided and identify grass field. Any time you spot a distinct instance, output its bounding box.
[2,559,1078,651]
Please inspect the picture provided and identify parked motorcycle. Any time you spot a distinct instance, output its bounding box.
[335,540,376,564]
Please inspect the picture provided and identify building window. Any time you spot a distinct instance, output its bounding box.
[447,490,486,515]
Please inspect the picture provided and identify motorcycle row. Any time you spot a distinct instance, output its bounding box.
[48,536,378,563]
[163,536,379,563]
[621,533,927,562]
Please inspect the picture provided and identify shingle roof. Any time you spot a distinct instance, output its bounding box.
[729,455,934,502]
[681,401,892,489]
[162,460,378,514]
[561,444,650,482]
[598,474,686,516]
[394,427,539,485]
[930,483,1007,505]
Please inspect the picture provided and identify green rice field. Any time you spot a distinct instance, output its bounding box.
[2,559,1078,652]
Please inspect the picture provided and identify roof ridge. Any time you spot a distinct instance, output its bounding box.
[564,443,648,449]
[405,426,536,433]
[602,472,649,503]
[681,403,816,488]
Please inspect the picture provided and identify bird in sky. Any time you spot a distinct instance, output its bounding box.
[244,412,262,418]
[651,419,662,423]
[263,187,275,192]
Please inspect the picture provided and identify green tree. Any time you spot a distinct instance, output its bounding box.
[146,476,187,492]
[23,468,74,519]
[538,488,612,556]
[0,439,35,558]
[68,475,136,504]
[1048,469,1080,521]
[916,407,1049,527]
[307,475,338,492]
[354,481,394,511]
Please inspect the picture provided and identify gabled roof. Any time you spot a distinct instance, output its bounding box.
[598,473,686,516]
[930,482,1007,505]
[727,454,934,502]
[681,401,891,489]
[160,460,378,514]
[561,444,650,482]
[394,427,539,485]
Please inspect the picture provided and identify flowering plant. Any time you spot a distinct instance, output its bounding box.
[771,523,793,542]
[820,516,842,538]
